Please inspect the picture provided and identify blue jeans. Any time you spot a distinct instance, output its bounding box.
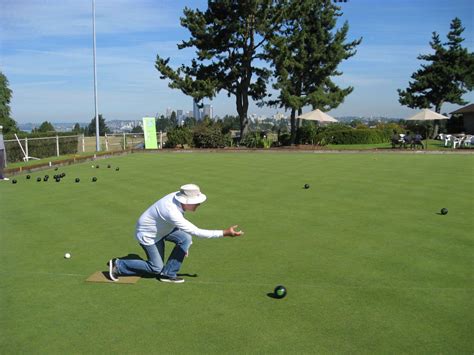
[116,229,192,278]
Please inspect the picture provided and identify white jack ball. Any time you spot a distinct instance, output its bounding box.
[64,253,71,259]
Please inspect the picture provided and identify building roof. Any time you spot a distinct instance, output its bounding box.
[451,103,474,114]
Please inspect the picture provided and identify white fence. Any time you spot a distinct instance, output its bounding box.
[4,132,165,163]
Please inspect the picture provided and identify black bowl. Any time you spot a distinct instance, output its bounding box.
[273,285,287,299]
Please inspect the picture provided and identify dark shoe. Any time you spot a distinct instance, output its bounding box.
[107,258,119,281]
[159,275,185,283]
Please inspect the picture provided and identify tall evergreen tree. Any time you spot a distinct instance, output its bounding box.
[131,125,143,133]
[266,0,361,144]
[156,1,280,138]
[156,116,172,132]
[170,111,178,127]
[86,114,110,136]
[183,116,197,128]
[72,123,84,134]
[34,121,55,133]
[398,18,473,137]
[0,71,18,134]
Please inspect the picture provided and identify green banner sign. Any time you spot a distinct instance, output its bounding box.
[142,117,158,149]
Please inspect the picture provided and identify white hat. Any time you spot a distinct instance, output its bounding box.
[175,184,207,205]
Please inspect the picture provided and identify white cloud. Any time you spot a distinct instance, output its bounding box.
[0,0,182,40]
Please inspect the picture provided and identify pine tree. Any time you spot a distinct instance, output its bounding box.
[170,111,178,128]
[35,121,55,133]
[156,1,280,138]
[0,71,19,134]
[86,114,110,136]
[265,0,361,144]
[72,123,84,134]
[398,17,473,137]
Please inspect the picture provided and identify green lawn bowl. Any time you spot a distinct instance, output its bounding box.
[274,285,287,299]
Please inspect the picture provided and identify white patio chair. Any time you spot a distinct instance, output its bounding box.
[444,134,452,147]
[450,136,463,149]
[461,135,474,148]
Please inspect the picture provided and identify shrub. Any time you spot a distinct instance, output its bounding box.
[297,124,318,144]
[375,122,404,140]
[240,132,274,148]
[277,132,291,146]
[192,124,230,148]
[166,126,193,148]
[315,128,387,145]
[240,132,260,148]
[262,136,272,148]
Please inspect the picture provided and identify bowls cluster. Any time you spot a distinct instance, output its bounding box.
[10,164,119,185]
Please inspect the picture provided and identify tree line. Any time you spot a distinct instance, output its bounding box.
[156,0,361,144]
[155,1,471,142]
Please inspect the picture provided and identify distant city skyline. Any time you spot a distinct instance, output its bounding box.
[1,0,473,124]
[16,113,406,134]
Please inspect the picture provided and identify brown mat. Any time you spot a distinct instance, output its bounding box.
[86,271,140,284]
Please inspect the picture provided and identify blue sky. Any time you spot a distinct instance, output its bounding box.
[1,0,473,124]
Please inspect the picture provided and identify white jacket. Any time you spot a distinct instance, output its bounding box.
[135,192,223,245]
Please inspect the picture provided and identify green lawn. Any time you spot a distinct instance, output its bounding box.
[1,152,473,353]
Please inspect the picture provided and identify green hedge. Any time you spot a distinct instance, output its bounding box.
[166,126,193,148]
[4,135,79,163]
[315,128,388,145]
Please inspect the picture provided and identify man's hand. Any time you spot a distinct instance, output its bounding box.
[223,225,244,237]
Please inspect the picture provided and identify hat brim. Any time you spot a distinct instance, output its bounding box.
[175,193,207,205]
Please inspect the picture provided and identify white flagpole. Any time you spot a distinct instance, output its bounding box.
[92,0,100,151]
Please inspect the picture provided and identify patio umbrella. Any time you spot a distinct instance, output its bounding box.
[405,108,448,121]
[405,109,449,148]
[297,109,338,122]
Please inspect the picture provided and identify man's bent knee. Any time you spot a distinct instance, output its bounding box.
[177,232,192,252]
[148,262,163,275]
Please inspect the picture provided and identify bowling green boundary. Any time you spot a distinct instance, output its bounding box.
[1,152,472,353]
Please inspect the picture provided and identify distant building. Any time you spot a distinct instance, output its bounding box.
[273,112,287,120]
[193,100,201,120]
[166,107,173,118]
[451,103,474,134]
[176,110,184,126]
[203,104,213,120]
